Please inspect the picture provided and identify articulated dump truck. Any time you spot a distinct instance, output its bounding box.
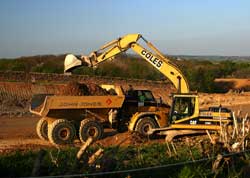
[30,85,170,145]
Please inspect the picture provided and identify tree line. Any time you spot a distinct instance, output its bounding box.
[0,54,250,92]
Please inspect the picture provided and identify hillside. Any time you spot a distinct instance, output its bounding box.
[1,54,250,92]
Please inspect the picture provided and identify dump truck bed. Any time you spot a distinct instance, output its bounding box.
[30,94,125,117]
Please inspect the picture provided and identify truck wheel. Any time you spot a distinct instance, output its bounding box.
[135,117,158,137]
[79,119,103,142]
[36,117,48,140]
[48,119,76,145]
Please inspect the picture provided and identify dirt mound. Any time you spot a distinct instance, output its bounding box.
[215,78,250,92]
[59,81,110,96]
[199,92,250,109]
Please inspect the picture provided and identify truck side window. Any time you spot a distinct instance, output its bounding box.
[138,91,146,102]
[142,91,155,102]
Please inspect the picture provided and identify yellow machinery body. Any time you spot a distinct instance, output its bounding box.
[64,33,232,137]
[32,34,233,145]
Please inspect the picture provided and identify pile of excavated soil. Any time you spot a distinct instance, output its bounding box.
[215,78,250,92]
[59,81,111,96]
[0,82,115,116]
[199,92,250,109]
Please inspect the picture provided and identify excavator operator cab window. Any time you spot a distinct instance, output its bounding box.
[171,97,195,122]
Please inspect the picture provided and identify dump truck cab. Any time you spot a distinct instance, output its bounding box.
[113,89,170,132]
[125,89,160,107]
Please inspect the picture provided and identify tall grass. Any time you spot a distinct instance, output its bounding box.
[0,142,249,177]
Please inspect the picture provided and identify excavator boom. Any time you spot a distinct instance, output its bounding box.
[64,34,189,93]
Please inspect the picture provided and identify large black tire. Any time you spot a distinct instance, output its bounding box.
[48,119,76,145]
[36,117,48,140]
[79,119,103,142]
[135,117,158,137]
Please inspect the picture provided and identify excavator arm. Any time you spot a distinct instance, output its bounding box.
[64,34,189,93]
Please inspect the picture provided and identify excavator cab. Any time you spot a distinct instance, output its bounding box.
[169,94,199,125]
[169,94,232,131]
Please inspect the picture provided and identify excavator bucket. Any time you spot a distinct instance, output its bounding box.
[64,54,82,73]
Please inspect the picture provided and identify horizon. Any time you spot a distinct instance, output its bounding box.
[1,53,250,60]
[0,0,250,58]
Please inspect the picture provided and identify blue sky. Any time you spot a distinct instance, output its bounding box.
[0,0,250,58]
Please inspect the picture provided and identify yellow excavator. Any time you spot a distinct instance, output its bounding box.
[65,33,232,140]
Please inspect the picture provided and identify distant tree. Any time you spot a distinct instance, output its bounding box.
[219,60,236,77]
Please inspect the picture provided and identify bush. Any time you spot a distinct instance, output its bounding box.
[0,59,12,71]
[0,151,36,177]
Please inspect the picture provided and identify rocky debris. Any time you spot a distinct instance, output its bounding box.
[0,97,31,117]
[199,92,250,109]
[58,81,111,96]
[0,81,115,116]
[32,82,114,113]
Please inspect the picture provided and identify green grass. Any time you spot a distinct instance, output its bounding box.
[0,142,248,177]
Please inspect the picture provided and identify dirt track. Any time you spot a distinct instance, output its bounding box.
[0,116,151,153]
[0,116,52,153]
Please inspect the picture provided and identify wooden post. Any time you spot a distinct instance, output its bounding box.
[77,137,93,160]
[206,130,214,144]
[165,142,172,157]
[88,148,104,165]
[219,107,223,142]
[185,138,194,161]
[212,154,223,173]
[171,141,177,155]
[242,113,248,150]
[232,112,238,138]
